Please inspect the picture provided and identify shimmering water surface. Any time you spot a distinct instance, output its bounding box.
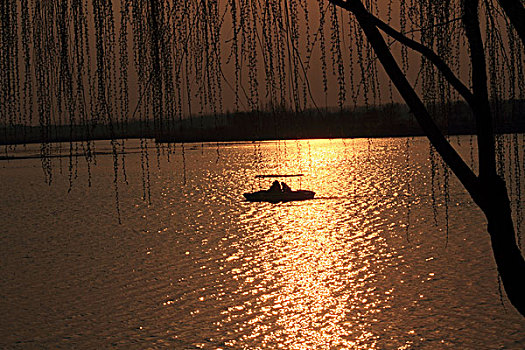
[1,137,524,349]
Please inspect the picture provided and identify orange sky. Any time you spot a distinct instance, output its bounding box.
[3,0,518,126]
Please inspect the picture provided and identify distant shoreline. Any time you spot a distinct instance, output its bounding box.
[2,130,524,152]
[2,126,524,148]
[2,100,524,147]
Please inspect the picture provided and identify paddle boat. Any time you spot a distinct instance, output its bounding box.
[243,174,315,203]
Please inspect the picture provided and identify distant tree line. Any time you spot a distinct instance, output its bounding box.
[2,100,524,145]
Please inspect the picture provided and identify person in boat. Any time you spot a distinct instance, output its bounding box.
[281,182,292,193]
[268,180,282,192]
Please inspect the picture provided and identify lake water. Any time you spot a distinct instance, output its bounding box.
[1,137,524,349]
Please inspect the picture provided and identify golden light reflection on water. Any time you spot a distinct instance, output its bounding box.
[216,140,403,348]
[151,138,523,349]
[3,138,525,349]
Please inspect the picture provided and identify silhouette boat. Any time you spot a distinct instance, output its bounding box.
[243,189,315,202]
[243,174,315,203]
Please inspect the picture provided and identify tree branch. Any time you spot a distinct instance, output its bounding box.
[372,17,476,107]
[330,0,476,108]
[497,0,525,47]
[462,0,497,179]
[329,0,480,198]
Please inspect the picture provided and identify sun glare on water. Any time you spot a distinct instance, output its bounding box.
[213,139,403,349]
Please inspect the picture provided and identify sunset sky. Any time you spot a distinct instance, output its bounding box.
[0,0,520,128]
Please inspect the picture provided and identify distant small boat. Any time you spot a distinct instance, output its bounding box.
[243,174,315,203]
[243,189,315,203]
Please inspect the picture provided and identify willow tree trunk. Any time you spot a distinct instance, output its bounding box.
[462,0,525,316]
[330,0,525,317]
[478,176,525,315]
